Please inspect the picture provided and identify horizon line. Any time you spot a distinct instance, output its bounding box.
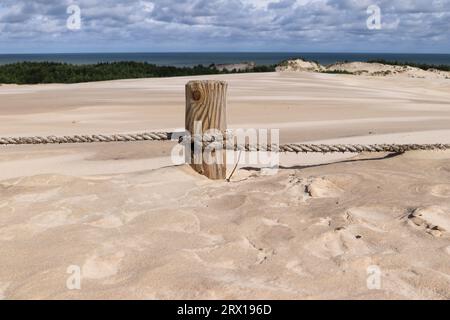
[1,51,449,56]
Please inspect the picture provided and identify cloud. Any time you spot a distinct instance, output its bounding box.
[268,0,297,10]
[0,0,449,53]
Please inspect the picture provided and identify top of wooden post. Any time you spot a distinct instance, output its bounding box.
[186,80,228,86]
[186,80,228,102]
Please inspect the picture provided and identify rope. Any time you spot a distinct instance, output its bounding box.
[0,132,172,145]
[231,143,450,153]
[0,131,449,153]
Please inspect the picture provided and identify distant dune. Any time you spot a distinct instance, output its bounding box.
[276,58,450,80]
[214,62,256,72]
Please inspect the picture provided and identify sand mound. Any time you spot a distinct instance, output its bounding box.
[408,206,450,237]
[305,177,345,198]
[215,62,256,72]
[276,59,450,80]
[276,59,324,72]
[326,62,450,79]
[430,184,450,198]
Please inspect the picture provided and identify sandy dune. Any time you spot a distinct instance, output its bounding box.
[277,59,450,80]
[0,72,450,299]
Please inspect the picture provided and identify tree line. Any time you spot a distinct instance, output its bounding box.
[1,60,448,85]
[0,61,276,84]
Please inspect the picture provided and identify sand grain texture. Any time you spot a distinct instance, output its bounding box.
[0,72,449,299]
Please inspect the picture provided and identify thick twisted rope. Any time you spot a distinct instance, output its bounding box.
[230,143,450,153]
[193,136,450,153]
[0,132,172,145]
[1,131,449,153]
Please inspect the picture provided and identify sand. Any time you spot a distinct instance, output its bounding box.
[277,59,450,80]
[276,59,324,72]
[0,72,450,299]
[326,62,450,79]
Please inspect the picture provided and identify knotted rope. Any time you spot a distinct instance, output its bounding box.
[1,131,449,153]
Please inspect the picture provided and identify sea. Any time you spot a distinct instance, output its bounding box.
[0,52,449,67]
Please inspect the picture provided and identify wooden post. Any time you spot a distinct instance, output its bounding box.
[185,80,228,180]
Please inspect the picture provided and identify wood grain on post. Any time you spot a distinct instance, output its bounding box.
[185,80,228,180]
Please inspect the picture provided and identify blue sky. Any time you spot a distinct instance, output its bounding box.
[0,0,449,54]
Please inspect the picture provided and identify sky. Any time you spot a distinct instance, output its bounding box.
[0,0,449,54]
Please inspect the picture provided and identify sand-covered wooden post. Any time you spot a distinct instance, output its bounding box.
[185,80,228,180]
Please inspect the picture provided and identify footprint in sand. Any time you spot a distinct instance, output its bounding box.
[306,177,344,198]
[207,194,247,210]
[407,206,449,237]
[430,184,450,198]
[304,229,372,260]
[287,174,348,200]
[187,237,273,269]
[153,211,201,234]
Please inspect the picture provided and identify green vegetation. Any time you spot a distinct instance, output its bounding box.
[320,69,354,75]
[368,59,450,72]
[2,59,448,84]
[0,61,276,84]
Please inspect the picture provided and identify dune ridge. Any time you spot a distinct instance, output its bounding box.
[276,58,450,80]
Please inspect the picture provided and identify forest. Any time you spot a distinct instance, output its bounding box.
[0,61,276,84]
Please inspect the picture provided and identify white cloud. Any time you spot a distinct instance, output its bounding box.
[0,0,448,52]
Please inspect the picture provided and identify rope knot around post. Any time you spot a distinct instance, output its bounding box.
[185,80,228,180]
